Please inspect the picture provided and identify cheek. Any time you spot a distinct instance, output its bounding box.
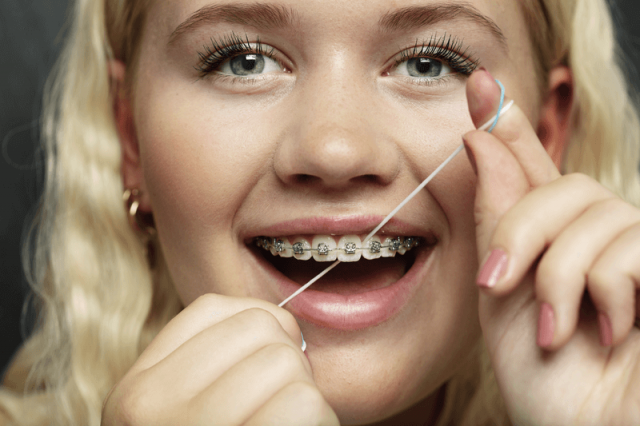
[131,75,286,299]
[134,78,278,233]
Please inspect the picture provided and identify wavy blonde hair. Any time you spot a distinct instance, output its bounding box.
[1,0,639,425]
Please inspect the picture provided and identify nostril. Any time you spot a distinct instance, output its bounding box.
[294,174,321,185]
[361,174,381,185]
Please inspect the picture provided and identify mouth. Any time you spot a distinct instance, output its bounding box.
[248,228,437,330]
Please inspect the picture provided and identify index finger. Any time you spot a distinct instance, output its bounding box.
[133,294,303,372]
[466,69,561,187]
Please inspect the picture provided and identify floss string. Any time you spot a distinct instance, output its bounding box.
[279,80,513,308]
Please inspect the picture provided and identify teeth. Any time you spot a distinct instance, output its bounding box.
[270,237,293,258]
[255,235,421,262]
[380,237,396,257]
[291,237,312,260]
[337,235,361,262]
[362,236,382,260]
[312,236,337,262]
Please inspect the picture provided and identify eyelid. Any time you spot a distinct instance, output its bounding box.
[196,32,289,78]
[389,34,479,77]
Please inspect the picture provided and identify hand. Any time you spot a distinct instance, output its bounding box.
[101,294,339,426]
[464,70,640,425]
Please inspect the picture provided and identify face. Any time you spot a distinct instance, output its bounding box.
[127,0,540,423]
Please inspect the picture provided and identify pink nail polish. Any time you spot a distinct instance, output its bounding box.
[476,249,508,288]
[537,303,555,347]
[598,312,613,347]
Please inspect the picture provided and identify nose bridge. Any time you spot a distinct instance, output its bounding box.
[274,64,399,189]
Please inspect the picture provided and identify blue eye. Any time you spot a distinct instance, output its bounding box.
[389,35,479,81]
[218,53,282,77]
[196,32,284,79]
[396,57,453,79]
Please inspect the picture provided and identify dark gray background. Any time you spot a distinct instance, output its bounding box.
[1,0,640,376]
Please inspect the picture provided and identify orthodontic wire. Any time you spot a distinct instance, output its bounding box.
[279,80,513,308]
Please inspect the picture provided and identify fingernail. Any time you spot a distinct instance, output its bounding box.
[301,331,307,352]
[598,312,613,347]
[476,249,508,288]
[537,303,555,347]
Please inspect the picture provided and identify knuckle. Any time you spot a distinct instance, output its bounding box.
[191,292,221,310]
[104,377,152,425]
[563,172,594,188]
[264,343,306,374]
[283,382,328,423]
[587,264,611,288]
[535,255,564,288]
[241,308,286,337]
[587,265,613,290]
[588,197,631,218]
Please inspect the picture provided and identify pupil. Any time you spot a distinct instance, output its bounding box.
[230,54,265,76]
[408,58,443,78]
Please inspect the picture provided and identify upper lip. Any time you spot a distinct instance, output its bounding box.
[241,215,437,243]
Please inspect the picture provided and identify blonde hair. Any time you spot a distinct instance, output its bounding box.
[1,0,639,425]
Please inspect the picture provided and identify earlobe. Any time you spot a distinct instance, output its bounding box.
[536,66,574,170]
[110,60,152,212]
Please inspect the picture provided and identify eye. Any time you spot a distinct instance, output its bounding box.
[218,53,283,77]
[387,35,479,82]
[394,57,453,79]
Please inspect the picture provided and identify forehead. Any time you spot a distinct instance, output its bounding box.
[144,0,528,46]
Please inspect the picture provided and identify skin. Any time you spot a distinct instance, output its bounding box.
[103,0,640,424]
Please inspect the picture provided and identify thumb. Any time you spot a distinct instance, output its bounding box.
[463,70,529,257]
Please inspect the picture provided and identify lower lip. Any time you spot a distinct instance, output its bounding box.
[270,247,434,330]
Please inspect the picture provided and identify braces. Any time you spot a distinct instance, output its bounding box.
[256,236,419,255]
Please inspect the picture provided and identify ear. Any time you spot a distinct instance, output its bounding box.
[110,60,152,212]
[536,66,574,170]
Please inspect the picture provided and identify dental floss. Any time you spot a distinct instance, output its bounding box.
[279,80,513,309]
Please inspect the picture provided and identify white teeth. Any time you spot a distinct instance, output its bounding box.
[291,237,312,260]
[270,237,293,258]
[337,235,361,262]
[362,235,382,260]
[312,235,337,262]
[256,235,420,262]
[380,237,397,258]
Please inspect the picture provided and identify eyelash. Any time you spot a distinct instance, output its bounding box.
[196,32,278,78]
[393,34,479,77]
[195,32,479,82]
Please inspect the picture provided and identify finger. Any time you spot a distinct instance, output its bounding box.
[133,294,303,372]
[144,308,311,397]
[477,174,614,292]
[534,198,640,349]
[188,343,316,425]
[465,129,529,256]
[245,382,340,426]
[589,221,640,346]
[466,69,561,187]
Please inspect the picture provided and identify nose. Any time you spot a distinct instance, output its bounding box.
[274,76,400,190]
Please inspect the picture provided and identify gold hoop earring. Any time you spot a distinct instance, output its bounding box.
[123,188,157,268]
[123,188,156,237]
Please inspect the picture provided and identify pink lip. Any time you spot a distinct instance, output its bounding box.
[242,215,436,241]
[279,248,433,330]
[249,237,435,331]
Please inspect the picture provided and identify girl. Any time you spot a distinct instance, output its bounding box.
[1,0,639,424]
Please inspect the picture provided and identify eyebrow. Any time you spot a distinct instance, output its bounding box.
[169,3,298,44]
[170,2,507,51]
[379,3,508,51]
